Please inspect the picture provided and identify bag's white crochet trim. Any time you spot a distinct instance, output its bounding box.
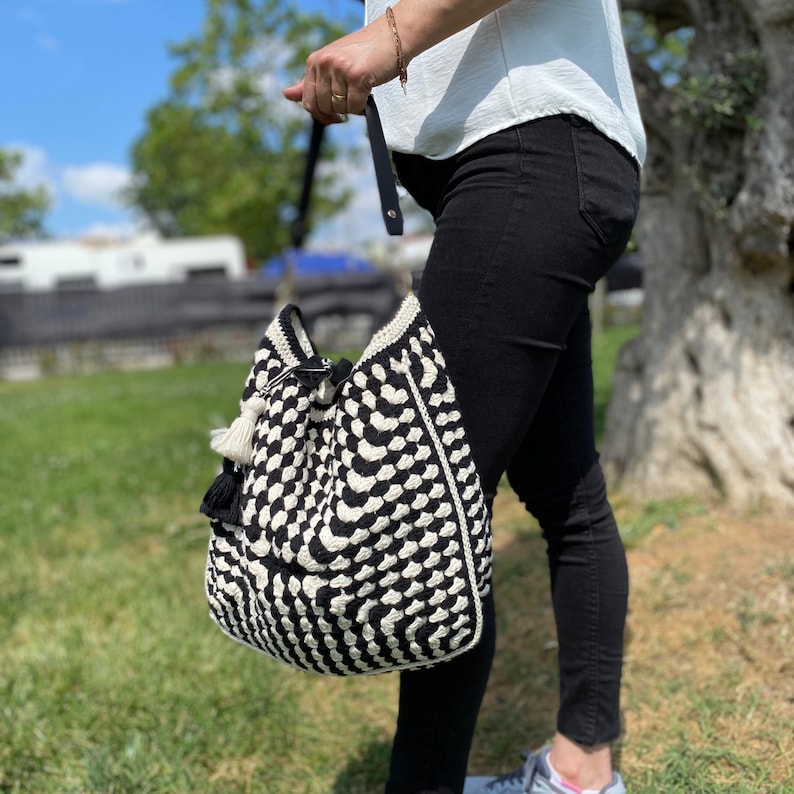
[401,354,484,651]
[358,292,422,364]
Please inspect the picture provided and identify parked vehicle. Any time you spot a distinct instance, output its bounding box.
[0,234,246,292]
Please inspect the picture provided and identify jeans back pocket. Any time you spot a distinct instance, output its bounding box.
[571,116,640,247]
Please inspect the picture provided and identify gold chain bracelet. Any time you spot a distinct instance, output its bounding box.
[385,6,407,95]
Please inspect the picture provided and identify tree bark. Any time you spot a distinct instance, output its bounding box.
[603,0,794,511]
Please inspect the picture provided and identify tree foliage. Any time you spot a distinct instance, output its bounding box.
[627,13,765,153]
[0,148,49,243]
[623,6,769,223]
[125,0,355,263]
[622,11,694,87]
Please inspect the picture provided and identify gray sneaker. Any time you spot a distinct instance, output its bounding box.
[463,747,626,794]
[463,758,527,794]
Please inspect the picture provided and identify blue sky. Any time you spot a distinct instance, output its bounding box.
[0,0,383,246]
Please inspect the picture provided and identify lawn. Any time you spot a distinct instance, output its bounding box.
[1,326,791,793]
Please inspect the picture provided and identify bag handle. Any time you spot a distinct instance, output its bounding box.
[290,95,403,248]
[364,95,403,236]
[290,118,327,249]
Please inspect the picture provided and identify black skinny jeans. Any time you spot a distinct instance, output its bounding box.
[385,114,639,794]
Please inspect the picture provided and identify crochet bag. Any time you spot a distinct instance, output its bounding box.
[201,293,492,675]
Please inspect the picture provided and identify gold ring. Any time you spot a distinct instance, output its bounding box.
[331,93,347,104]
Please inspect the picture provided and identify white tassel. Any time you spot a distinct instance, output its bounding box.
[210,395,267,464]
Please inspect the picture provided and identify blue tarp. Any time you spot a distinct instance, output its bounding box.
[261,250,375,279]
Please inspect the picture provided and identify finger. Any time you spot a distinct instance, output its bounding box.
[342,88,369,116]
[306,49,352,120]
[282,81,304,102]
[300,68,344,125]
[315,70,339,117]
[330,88,349,115]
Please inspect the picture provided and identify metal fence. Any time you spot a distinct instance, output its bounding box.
[0,272,404,379]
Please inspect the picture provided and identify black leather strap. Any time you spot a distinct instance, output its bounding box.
[290,119,326,249]
[290,96,403,248]
[364,95,403,236]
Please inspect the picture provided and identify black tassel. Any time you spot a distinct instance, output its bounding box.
[200,458,244,524]
[330,357,353,386]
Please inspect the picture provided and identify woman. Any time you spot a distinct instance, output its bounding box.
[284,1,644,792]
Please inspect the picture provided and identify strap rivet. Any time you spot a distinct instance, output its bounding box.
[388,209,397,218]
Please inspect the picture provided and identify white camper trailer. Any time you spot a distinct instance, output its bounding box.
[0,234,247,292]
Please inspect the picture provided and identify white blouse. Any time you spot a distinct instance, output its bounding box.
[365,0,646,165]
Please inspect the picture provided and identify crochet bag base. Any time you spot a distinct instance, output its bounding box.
[202,293,492,676]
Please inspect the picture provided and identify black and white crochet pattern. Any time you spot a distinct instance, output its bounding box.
[203,294,492,676]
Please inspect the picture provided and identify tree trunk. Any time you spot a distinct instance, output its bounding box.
[603,0,794,511]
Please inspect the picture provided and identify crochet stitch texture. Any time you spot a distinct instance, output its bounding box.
[204,294,492,676]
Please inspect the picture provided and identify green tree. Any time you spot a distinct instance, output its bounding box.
[125,0,355,263]
[0,148,49,242]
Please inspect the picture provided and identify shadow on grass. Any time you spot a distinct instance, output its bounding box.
[330,504,570,787]
[331,736,393,794]
[467,524,561,775]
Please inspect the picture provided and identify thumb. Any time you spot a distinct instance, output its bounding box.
[283,81,304,102]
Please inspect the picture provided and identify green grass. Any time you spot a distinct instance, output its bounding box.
[0,362,404,794]
[617,496,707,548]
[2,327,790,793]
[592,323,639,440]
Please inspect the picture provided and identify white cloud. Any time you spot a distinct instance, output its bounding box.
[18,7,44,25]
[16,5,60,52]
[35,32,61,53]
[3,143,140,237]
[61,163,131,208]
[8,147,130,209]
[6,144,55,196]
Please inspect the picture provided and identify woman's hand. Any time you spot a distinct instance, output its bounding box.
[283,15,397,124]
[284,0,514,124]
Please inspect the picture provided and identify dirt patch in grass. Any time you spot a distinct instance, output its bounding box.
[468,489,794,790]
[620,510,794,786]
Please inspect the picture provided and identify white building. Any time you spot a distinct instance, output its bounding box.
[0,234,247,292]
